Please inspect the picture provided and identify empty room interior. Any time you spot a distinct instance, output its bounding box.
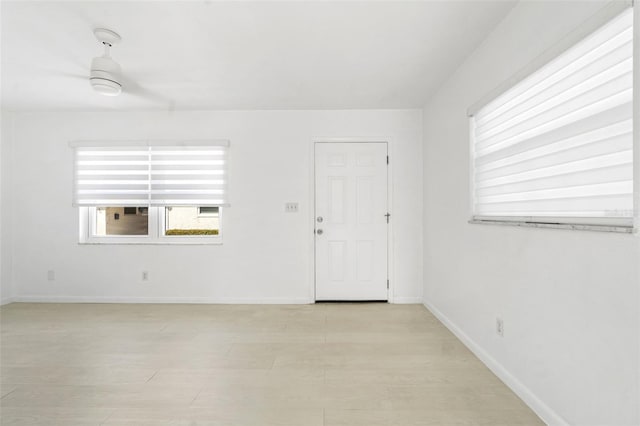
[0,0,639,425]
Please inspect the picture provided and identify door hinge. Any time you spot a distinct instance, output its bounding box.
[386,155,389,164]
[385,212,391,223]
[387,279,389,289]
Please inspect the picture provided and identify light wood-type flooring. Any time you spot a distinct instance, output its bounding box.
[0,303,544,425]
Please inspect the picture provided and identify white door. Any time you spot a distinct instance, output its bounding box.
[315,142,388,301]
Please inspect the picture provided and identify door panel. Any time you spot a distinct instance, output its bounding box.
[315,142,388,301]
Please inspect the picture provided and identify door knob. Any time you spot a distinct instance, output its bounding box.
[316,229,323,235]
[317,216,323,223]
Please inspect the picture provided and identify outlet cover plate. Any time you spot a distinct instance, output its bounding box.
[496,318,504,337]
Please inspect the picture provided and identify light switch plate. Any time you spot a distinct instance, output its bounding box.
[285,202,299,213]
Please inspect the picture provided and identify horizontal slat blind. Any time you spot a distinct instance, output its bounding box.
[150,145,227,206]
[73,142,228,207]
[472,8,633,221]
[73,146,151,206]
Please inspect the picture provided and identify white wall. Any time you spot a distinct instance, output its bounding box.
[1,112,3,303]
[7,109,422,304]
[422,2,639,425]
[0,110,14,305]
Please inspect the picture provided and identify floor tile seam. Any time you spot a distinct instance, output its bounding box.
[0,387,17,400]
[98,408,116,426]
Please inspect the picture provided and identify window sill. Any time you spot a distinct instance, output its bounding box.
[468,218,634,234]
[79,238,223,245]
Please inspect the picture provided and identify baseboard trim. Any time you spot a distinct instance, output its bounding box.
[424,301,567,426]
[11,295,424,305]
[11,296,314,304]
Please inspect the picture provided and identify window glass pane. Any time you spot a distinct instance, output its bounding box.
[95,207,149,236]
[165,206,220,236]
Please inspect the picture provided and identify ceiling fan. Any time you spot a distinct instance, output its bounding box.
[85,28,172,109]
[90,28,123,96]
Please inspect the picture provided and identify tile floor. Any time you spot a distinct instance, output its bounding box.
[0,303,544,425]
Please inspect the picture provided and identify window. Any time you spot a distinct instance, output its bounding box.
[470,7,634,230]
[96,206,149,236]
[72,141,229,243]
[165,206,220,235]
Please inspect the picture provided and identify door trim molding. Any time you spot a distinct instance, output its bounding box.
[309,137,395,303]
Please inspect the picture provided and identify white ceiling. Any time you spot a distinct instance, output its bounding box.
[1,1,515,111]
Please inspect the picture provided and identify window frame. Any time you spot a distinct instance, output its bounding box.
[79,206,223,245]
[467,1,637,233]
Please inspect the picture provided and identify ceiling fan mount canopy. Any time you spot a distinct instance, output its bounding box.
[93,28,121,46]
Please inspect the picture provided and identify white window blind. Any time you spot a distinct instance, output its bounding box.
[73,146,151,206]
[471,8,633,225]
[73,141,229,207]
[150,145,227,206]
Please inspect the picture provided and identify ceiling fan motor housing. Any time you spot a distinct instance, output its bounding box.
[90,56,122,96]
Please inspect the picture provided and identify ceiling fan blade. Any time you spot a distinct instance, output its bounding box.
[121,76,175,109]
[57,72,87,81]
[43,68,87,81]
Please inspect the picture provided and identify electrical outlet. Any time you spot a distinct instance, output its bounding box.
[285,202,299,213]
[142,271,149,281]
[47,270,55,281]
[496,317,504,337]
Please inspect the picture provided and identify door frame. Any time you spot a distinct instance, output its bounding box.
[309,137,395,303]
